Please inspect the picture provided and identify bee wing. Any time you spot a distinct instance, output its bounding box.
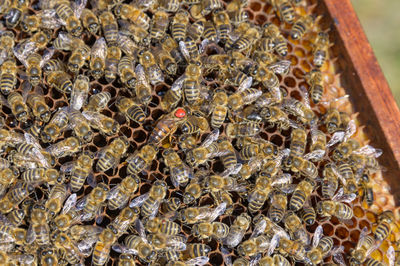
[107,185,121,200]
[249,254,261,266]
[171,74,185,92]
[388,245,395,266]
[353,145,383,158]
[166,235,187,251]
[0,214,13,226]
[267,60,291,74]
[199,39,209,54]
[221,247,233,266]
[77,238,96,257]
[332,189,356,203]
[272,173,292,186]
[208,202,226,222]
[135,218,147,240]
[344,119,356,141]
[95,206,106,224]
[312,225,323,248]
[251,220,266,239]
[221,163,242,177]
[62,193,77,214]
[112,243,138,255]
[118,34,138,58]
[186,256,210,266]
[327,245,344,260]
[13,41,37,64]
[87,173,97,188]
[327,131,345,147]
[304,149,325,161]
[75,196,87,211]
[91,37,107,60]
[149,200,162,218]
[333,252,346,266]
[40,48,55,67]
[37,9,63,29]
[129,193,150,208]
[356,226,369,250]
[54,31,74,50]
[21,81,32,102]
[273,224,290,239]
[135,64,150,86]
[0,49,8,65]
[26,224,36,244]
[267,232,280,256]
[10,254,35,264]
[179,40,190,62]
[200,129,220,148]
[366,240,380,258]
[237,76,253,92]
[299,85,311,109]
[223,230,245,248]
[72,0,87,18]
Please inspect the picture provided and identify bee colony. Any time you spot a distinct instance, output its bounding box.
[0,0,399,264]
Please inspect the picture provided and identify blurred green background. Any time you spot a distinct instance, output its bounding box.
[351,0,400,105]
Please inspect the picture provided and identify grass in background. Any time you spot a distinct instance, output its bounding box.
[351,0,400,105]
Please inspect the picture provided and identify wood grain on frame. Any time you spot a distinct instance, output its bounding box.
[320,0,400,203]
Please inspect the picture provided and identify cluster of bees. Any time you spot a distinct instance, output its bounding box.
[0,0,399,265]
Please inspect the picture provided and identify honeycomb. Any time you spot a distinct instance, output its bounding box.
[0,0,399,265]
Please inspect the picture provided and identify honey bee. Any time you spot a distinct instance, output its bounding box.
[321,163,339,199]
[46,136,81,158]
[54,0,84,36]
[117,253,136,266]
[0,31,15,60]
[223,213,251,248]
[0,157,10,169]
[99,11,118,43]
[52,230,83,264]
[226,0,249,24]
[61,150,95,192]
[179,35,200,62]
[282,98,315,125]
[227,88,262,112]
[313,31,330,68]
[0,218,27,249]
[300,203,316,226]
[77,182,109,222]
[231,26,260,52]
[271,0,295,24]
[129,180,168,218]
[150,10,169,41]
[40,248,59,266]
[90,37,107,80]
[208,90,228,129]
[26,86,51,122]
[45,71,73,94]
[92,226,118,266]
[183,170,208,204]
[114,3,150,30]
[350,227,380,265]
[166,257,209,266]
[68,43,90,73]
[304,123,326,162]
[291,14,314,40]
[332,138,359,161]
[203,21,218,42]
[283,211,310,245]
[268,191,288,223]
[192,221,229,241]
[204,164,245,194]
[14,133,54,169]
[180,202,226,224]
[226,121,262,138]
[7,91,30,123]
[45,183,71,218]
[113,234,157,263]
[149,107,187,144]
[82,110,120,136]
[0,128,25,151]
[260,23,288,56]
[145,216,181,236]
[139,50,164,86]
[70,75,90,111]
[213,10,231,44]
[289,179,315,211]
[162,149,193,188]
[0,167,19,197]
[41,107,69,143]
[305,225,343,265]
[135,64,153,105]
[360,173,374,207]
[81,8,99,34]
[316,188,355,221]
[152,45,177,76]
[96,136,129,172]
[374,210,395,241]
[26,204,50,246]
[108,175,140,210]
[104,44,121,83]
[20,49,54,87]
[187,18,206,42]
[305,69,324,104]
[69,111,94,144]
[110,206,141,236]
[237,229,279,257]
[162,197,181,213]
[260,105,293,130]
[4,0,29,29]
[171,10,189,43]
[84,91,112,112]
[116,96,146,124]
[119,19,149,46]
[21,168,62,186]
[126,144,158,175]
[185,129,220,167]
[117,55,136,89]
[42,58,65,74]
[324,108,342,134]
